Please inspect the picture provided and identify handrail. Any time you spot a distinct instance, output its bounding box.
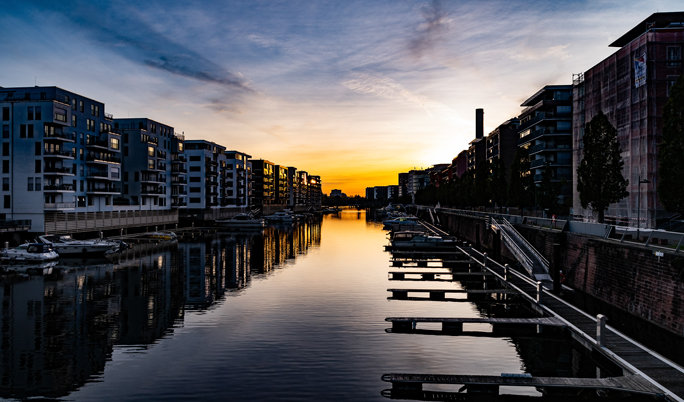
[503,217,549,266]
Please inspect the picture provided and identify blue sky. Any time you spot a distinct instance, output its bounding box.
[1,0,681,194]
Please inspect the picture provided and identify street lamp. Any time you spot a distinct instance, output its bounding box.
[637,175,650,238]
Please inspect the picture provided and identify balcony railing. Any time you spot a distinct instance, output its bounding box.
[43,149,74,158]
[44,184,75,192]
[44,166,74,175]
[44,130,75,142]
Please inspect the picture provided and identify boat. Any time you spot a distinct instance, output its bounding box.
[389,231,458,249]
[263,211,295,224]
[146,231,178,241]
[0,242,59,262]
[216,214,266,229]
[383,215,422,231]
[2,260,58,275]
[38,234,122,256]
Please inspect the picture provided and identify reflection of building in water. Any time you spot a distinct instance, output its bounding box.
[251,218,322,274]
[0,251,184,399]
[116,251,185,345]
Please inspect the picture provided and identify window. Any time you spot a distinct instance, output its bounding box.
[79,100,84,113]
[80,180,84,192]
[190,155,201,162]
[2,178,8,191]
[3,195,9,208]
[72,115,77,127]
[34,177,41,191]
[190,186,201,193]
[190,176,201,182]
[90,104,96,116]
[667,46,682,67]
[2,143,8,156]
[86,119,95,131]
[27,177,33,191]
[190,197,201,203]
[148,159,155,169]
[28,106,34,120]
[35,142,41,156]
[148,146,155,157]
[72,98,76,109]
[2,160,7,174]
[111,167,119,179]
[189,166,201,172]
[35,159,41,173]
[110,137,119,150]
[55,109,67,122]
[88,196,93,206]
[35,107,41,120]
[1,107,8,121]
[2,125,8,138]
[20,124,26,138]
[27,124,33,138]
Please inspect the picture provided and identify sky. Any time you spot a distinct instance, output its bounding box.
[1,0,682,196]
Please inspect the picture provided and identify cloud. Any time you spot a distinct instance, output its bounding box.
[342,72,430,110]
[32,1,254,109]
[407,0,450,58]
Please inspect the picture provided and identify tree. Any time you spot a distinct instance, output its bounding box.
[577,112,628,223]
[658,74,684,215]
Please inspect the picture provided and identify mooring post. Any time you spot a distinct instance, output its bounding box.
[504,264,509,282]
[536,281,542,303]
[596,314,606,347]
[482,252,487,269]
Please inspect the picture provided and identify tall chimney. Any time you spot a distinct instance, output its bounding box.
[475,108,484,139]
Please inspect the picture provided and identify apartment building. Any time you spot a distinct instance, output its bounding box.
[572,12,684,227]
[0,86,122,232]
[518,85,573,207]
[485,118,519,182]
[113,118,174,208]
[224,150,251,207]
[170,133,187,208]
[274,164,289,206]
[184,140,225,210]
[250,159,275,208]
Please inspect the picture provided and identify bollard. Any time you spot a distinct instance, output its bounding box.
[536,281,542,303]
[4,241,8,250]
[482,252,487,268]
[504,264,509,282]
[596,314,606,347]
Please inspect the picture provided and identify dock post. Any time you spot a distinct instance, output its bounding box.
[504,264,509,282]
[536,281,542,303]
[482,252,487,268]
[596,314,606,347]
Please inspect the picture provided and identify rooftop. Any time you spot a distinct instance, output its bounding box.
[609,12,684,47]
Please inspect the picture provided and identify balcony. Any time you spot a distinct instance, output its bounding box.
[141,174,164,183]
[43,149,74,159]
[44,183,75,192]
[44,129,75,142]
[44,202,76,210]
[44,166,74,176]
[530,158,547,169]
[86,153,121,164]
[87,184,121,194]
[88,170,118,181]
[86,138,110,150]
[141,185,165,195]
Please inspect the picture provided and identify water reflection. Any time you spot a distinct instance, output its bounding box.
[0,217,322,399]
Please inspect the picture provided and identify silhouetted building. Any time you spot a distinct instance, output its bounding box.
[572,12,684,227]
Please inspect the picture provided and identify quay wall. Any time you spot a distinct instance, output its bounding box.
[429,209,684,337]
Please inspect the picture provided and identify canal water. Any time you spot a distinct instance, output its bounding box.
[0,210,603,401]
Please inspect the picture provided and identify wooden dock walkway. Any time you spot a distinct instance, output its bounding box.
[460,246,684,401]
[385,316,565,336]
[381,373,663,398]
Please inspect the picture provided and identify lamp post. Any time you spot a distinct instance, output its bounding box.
[637,175,650,238]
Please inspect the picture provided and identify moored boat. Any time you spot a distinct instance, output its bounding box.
[0,242,59,262]
[216,213,266,229]
[263,211,295,224]
[389,230,458,249]
[38,234,122,256]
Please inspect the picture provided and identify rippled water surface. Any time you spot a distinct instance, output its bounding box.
[1,210,593,401]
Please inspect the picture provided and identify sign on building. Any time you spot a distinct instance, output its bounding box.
[634,53,646,88]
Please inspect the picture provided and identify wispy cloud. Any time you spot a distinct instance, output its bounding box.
[407,0,450,59]
[342,72,430,111]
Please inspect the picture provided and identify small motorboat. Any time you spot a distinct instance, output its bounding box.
[389,231,458,249]
[263,211,294,224]
[1,242,60,262]
[38,234,122,256]
[216,214,266,229]
[146,231,178,241]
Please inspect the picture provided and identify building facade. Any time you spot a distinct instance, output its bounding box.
[224,150,251,208]
[572,12,684,227]
[518,85,573,208]
[114,118,174,208]
[0,86,123,232]
[250,159,275,208]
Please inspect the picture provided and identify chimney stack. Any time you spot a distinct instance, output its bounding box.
[475,108,484,139]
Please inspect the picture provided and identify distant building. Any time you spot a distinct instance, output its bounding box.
[274,165,289,206]
[114,118,174,208]
[486,118,519,182]
[518,85,573,207]
[398,173,409,197]
[307,175,322,208]
[330,189,346,198]
[467,108,487,172]
[452,150,468,179]
[170,133,187,209]
[572,12,684,227]
[406,169,430,196]
[251,159,275,208]
[287,167,297,207]
[184,140,225,210]
[224,150,251,207]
